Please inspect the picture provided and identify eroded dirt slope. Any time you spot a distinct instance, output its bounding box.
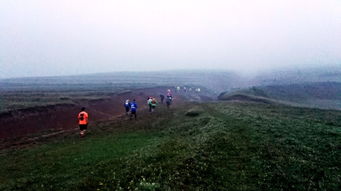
[0,87,212,141]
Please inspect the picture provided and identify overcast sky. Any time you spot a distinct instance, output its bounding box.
[0,0,340,78]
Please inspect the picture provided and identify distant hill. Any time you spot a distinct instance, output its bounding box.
[0,70,245,94]
[251,65,341,86]
[2,66,341,95]
[219,82,341,110]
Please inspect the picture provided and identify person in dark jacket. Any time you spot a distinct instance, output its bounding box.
[160,94,165,104]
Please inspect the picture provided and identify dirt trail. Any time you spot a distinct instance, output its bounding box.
[0,87,213,149]
[0,87,163,139]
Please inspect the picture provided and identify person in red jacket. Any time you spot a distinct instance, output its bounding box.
[78,107,89,137]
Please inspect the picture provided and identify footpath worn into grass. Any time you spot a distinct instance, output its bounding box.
[0,102,340,190]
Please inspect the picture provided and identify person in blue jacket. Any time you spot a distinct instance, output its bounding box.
[124,99,131,116]
[130,99,138,120]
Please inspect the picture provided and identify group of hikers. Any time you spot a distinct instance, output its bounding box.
[125,89,173,117]
[124,99,138,119]
[77,89,174,137]
[176,86,201,93]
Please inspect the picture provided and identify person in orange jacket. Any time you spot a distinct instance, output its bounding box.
[78,107,89,137]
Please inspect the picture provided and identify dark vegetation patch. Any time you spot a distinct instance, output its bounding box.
[218,93,274,104]
[185,106,204,117]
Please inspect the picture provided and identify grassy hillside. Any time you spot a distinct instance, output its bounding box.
[0,101,340,190]
[219,82,341,110]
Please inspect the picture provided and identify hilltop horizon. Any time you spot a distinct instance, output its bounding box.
[1,64,340,80]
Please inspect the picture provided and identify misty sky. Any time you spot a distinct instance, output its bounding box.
[0,0,340,78]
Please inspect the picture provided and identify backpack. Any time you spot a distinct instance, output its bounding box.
[79,113,84,121]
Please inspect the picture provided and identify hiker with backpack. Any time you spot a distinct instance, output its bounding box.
[166,96,172,109]
[124,99,130,116]
[151,97,158,112]
[167,89,173,98]
[130,99,138,120]
[166,89,173,109]
[78,107,89,137]
[147,97,153,112]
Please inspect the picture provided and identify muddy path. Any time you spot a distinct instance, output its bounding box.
[0,87,214,148]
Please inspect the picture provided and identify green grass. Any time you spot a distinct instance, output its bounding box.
[0,132,165,190]
[0,102,340,190]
